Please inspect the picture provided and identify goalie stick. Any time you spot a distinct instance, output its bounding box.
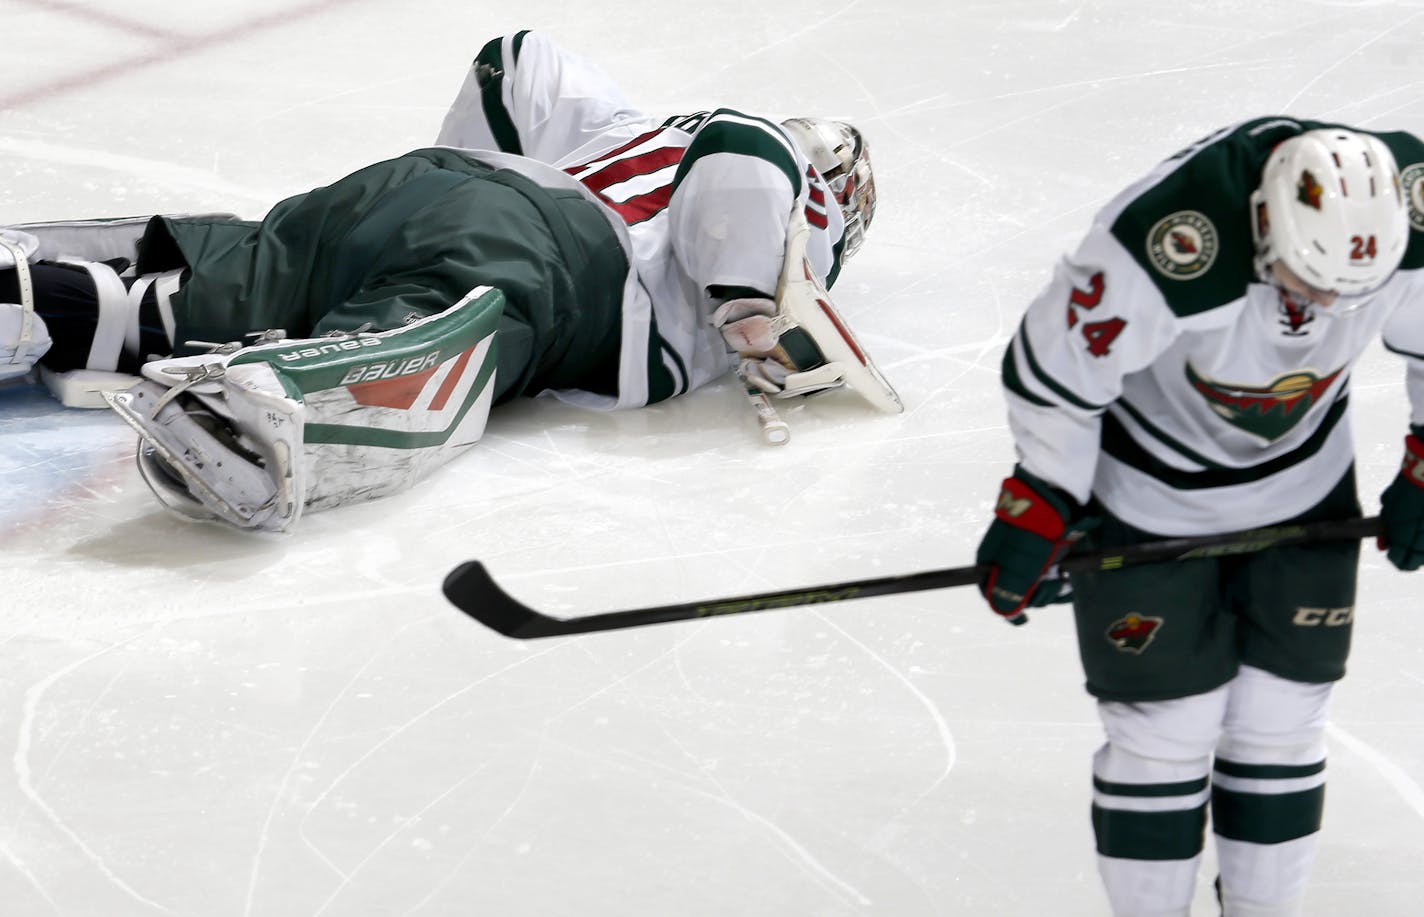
[443,515,1384,639]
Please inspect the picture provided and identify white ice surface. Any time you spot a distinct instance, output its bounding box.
[3,2,1423,915]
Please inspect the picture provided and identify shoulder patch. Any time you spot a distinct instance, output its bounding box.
[1366,129,1424,271]
[1401,161,1424,232]
[1110,121,1276,316]
[1145,211,1219,280]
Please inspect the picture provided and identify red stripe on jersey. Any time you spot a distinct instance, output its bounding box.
[805,206,828,229]
[572,128,667,170]
[578,146,684,195]
[808,183,825,206]
[606,185,676,224]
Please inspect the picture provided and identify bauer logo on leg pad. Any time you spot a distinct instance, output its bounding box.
[229,286,505,449]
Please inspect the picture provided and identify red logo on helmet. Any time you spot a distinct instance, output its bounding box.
[1297,170,1324,210]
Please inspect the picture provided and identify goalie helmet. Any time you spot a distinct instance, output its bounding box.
[781,117,877,261]
[1250,127,1409,299]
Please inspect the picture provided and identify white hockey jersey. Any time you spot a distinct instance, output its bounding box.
[434,30,849,410]
[1004,117,1424,535]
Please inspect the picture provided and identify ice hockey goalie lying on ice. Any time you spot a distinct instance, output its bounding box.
[0,30,896,533]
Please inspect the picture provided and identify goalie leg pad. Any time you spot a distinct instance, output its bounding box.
[33,259,183,406]
[8,214,235,266]
[107,285,507,532]
[0,231,52,382]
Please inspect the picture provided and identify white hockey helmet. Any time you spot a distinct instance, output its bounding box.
[781,117,877,261]
[1251,127,1408,299]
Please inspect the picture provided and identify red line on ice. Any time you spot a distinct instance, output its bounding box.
[0,0,365,111]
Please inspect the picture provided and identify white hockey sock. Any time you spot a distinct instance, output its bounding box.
[1212,666,1330,915]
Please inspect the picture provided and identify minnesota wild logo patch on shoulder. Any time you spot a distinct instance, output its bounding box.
[1401,162,1424,232]
[1146,210,1218,280]
[1107,613,1163,654]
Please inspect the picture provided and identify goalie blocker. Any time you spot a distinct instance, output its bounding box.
[720,210,902,419]
[105,286,504,532]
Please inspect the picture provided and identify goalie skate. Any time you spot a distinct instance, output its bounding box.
[761,210,902,413]
[104,367,294,530]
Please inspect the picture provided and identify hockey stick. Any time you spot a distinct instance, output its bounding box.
[442,516,1383,639]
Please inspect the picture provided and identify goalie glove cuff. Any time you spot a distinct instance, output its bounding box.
[712,297,782,354]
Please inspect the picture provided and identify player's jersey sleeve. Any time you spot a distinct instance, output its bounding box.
[1003,221,1181,504]
[1382,269,1424,431]
[665,109,843,306]
[435,30,655,167]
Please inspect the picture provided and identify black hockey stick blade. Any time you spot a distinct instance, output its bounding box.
[443,515,1383,639]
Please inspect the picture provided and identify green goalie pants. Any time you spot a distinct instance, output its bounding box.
[135,149,629,404]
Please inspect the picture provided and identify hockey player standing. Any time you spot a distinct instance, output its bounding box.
[973,117,1424,915]
[0,30,893,531]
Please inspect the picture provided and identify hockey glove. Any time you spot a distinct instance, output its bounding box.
[1380,431,1424,571]
[975,466,1095,625]
[713,297,781,355]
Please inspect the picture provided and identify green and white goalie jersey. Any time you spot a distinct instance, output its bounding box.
[1004,116,1424,535]
[435,30,851,410]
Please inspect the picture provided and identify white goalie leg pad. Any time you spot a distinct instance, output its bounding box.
[106,286,506,532]
[37,259,182,406]
[739,209,902,412]
[0,231,53,382]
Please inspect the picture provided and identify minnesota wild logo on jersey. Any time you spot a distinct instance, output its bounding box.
[1402,162,1424,231]
[1146,210,1218,280]
[1185,363,1344,442]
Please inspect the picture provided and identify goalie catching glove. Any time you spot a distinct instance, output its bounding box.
[975,467,1097,624]
[104,286,505,533]
[713,210,901,414]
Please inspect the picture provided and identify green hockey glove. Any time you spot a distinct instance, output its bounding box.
[975,467,1095,625]
[1380,431,1424,571]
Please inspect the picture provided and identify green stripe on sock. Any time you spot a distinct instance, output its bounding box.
[1214,758,1325,781]
[1211,785,1325,844]
[1092,803,1207,860]
[1093,775,1210,798]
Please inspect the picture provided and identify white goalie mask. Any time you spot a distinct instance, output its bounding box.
[781,117,877,261]
[1250,128,1409,301]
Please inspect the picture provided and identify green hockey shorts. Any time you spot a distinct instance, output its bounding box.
[1069,468,1362,703]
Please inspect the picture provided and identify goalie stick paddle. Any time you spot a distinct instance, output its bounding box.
[443,515,1384,639]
